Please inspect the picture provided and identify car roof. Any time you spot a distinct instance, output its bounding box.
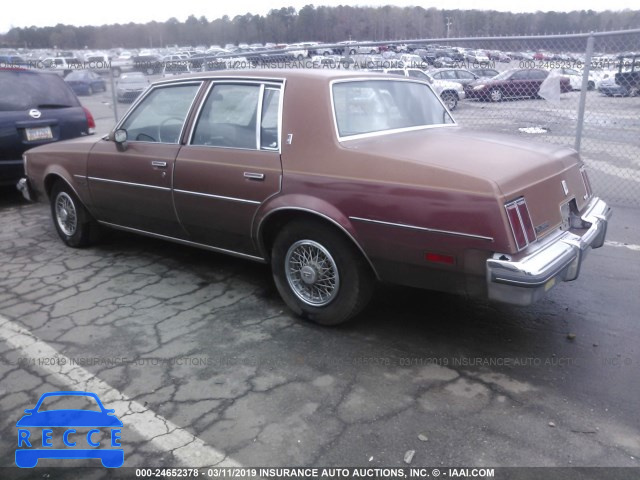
[150,68,409,87]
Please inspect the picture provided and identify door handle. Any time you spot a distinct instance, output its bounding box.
[244,172,265,181]
[151,161,167,168]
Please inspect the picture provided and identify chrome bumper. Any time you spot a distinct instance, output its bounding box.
[16,177,33,202]
[486,197,611,306]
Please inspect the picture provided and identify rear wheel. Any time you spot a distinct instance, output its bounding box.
[50,181,100,248]
[271,219,374,326]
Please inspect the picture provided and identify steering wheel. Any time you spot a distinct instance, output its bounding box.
[157,117,184,143]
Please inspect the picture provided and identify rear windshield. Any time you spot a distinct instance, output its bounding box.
[0,70,79,111]
[333,79,454,139]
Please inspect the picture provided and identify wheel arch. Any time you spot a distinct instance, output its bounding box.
[256,206,380,280]
[43,172,96,217]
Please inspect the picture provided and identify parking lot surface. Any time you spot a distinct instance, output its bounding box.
[1,186,639,472]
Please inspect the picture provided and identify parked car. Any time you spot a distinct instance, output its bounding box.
[162,62,191,77]
[552,67,598,91]
[598,76,637,97]
[613,54,640,97]
[341,42,380,55]
[1,68,95,186]
[18,70,610,325]
[466,68,571,102]
[430,68,479,88]
[433,57,457,68]
[469,68,500,79]
[64,70,107,95]
[379,67,465,110]
[40,57,82,77]
[466,50,490,64]
[0,54,28,66]
[115,72,150,103]
[84,54,111,74]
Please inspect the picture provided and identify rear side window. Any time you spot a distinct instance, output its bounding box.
[0,70,79,111]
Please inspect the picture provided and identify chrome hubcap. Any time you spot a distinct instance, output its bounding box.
[285,240,339,306]
[55,192,77,237]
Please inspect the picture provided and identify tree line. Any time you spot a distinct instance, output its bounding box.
[2,6,640,50]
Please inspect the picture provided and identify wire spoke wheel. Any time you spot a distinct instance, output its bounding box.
[285,240,340,307]
[55,192,78,237]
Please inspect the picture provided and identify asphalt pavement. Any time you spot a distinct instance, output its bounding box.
[0,186,638,475]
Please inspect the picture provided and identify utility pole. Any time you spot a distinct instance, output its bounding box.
[445,17,452,38]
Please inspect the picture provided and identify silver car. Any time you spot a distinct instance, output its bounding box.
[115,73,150,103]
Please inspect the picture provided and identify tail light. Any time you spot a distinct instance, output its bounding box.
[579,166,592,199]
[83,106,96,135]
[505,198,536,251]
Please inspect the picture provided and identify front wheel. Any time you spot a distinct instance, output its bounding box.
[50,181,99,247]
[271,220,374,326]
[490,88,503,102]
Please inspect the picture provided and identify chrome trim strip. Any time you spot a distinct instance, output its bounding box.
[187,81,214,145]
[329,77,457,142]
[349,216,494,242]
[257,207,380,279]
[256,84,265,150]
[173,189,261,205]
[87,176,171,191]
[73,174,87,180]
[97,221,266,263]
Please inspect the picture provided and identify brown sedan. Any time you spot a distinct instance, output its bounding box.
[18,69,611,325]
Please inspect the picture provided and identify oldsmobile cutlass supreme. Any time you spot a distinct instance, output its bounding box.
[18,70,611,325]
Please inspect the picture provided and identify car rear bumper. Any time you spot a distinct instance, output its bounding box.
[486,197,611,305]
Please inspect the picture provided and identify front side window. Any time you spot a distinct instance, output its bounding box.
[121,84,200,143]
[333,80,454,139]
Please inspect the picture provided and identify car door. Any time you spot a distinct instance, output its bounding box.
[506,70,529,97]
[87,82,202,237]
[173,81,283,256]
[455,70,477,86]
[528,69,549,96]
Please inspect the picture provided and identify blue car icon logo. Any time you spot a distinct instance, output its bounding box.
[16,391,123,468]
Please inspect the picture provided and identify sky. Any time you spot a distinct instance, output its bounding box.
[2,0,637,34]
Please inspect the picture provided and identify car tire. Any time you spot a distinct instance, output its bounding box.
[349,49,356,55]
[50,181,100,248]
[441,91,458,110]
[271,219,374,326]
[587,80,595,91]
[112,67,121,78]
[89,85,94,95]
[490,88,503,102]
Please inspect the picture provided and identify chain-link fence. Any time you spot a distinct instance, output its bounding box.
[400,30,640,207]
[199,30,640,206]
[97,29,640,205]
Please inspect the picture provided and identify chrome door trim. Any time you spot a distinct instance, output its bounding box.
[349,216,494,242]
[87,176,171,191]
[173,189,261,205]
[97,221,266,263]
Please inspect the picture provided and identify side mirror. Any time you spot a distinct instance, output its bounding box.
[112,128,128,152]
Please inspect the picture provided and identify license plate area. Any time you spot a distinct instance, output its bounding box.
[25,126,53,141]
